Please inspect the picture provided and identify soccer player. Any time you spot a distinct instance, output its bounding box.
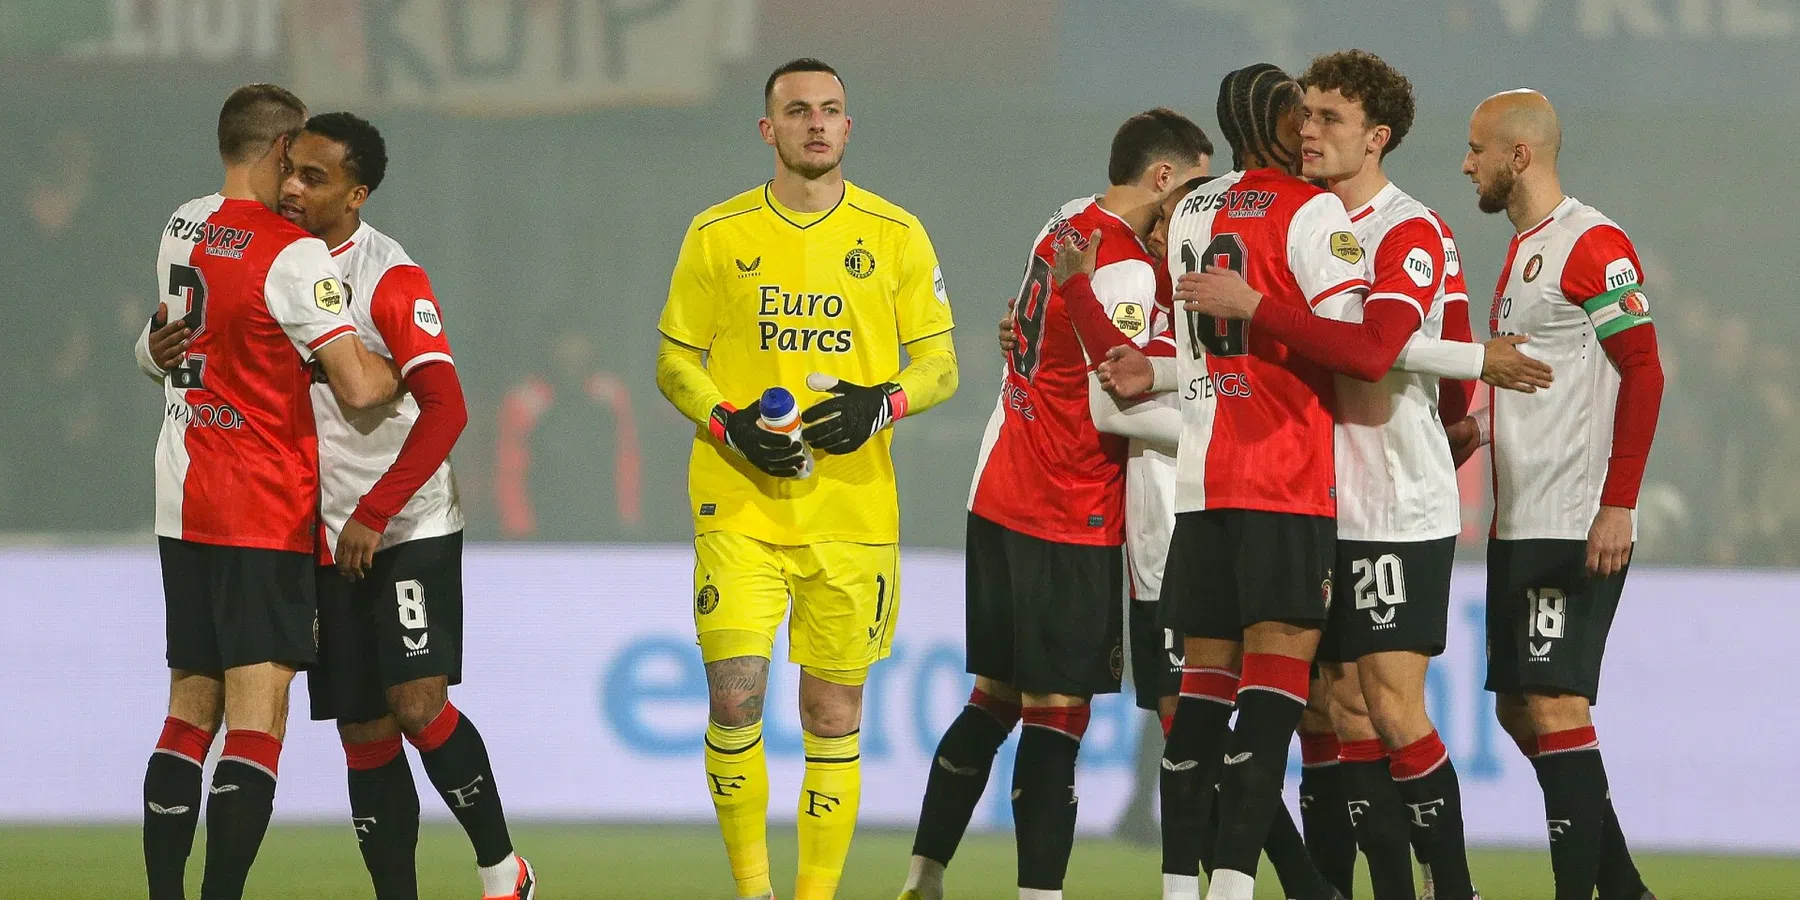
[654,58,960,900]
[1177,52,1560,900]
[899,109,1208,900]
[136,84,399,900]
[146,113,537,900]
[1460,89,1663,900]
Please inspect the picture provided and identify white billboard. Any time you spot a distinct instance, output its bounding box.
[1,547,1795,851]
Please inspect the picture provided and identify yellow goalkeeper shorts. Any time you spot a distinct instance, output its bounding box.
[692,530,900,674]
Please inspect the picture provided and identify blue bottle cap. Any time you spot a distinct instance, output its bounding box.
[760,386,796,418]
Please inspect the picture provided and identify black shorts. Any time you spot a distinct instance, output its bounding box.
[964,512,1123,696]
[160,537,317,671]
[308,533,465,724]
[1129,599,1183,710]
[1160,510,1336,641]
[1318,537,1456,663]
[1484,538,1627,703]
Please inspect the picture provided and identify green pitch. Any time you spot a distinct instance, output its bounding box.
[6,824,1796,899]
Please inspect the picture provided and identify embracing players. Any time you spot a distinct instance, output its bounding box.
[1460,89,1663,900]
[655,58,959,900]
[137,84,399,900]
[899,108,1207,900]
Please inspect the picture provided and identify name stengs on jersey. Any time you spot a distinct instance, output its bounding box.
[166,213,254,260]
[756,285,853,353]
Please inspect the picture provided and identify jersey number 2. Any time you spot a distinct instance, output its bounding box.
[1179,235,1249,358]
[167,264,208,390]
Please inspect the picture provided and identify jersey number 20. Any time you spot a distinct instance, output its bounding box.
[1179,235,1249,358]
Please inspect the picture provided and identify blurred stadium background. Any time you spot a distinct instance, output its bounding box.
[2,1,1798,897]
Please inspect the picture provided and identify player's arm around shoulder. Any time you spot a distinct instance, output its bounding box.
[269,237,398,409]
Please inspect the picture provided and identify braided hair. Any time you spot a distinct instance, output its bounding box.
[1215,63,1302,173]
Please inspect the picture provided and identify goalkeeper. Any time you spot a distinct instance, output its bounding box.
[653,57,959,900]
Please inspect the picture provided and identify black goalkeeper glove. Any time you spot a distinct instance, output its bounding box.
[800,375,906,455]
[710,401,808,477]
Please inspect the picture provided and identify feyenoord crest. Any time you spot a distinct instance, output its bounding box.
[1619,289,1650,316]
[1523,254,1544,282]
[1109,643,1125,680]
[695,584,720,615]
[1329,231,1364,264]
[314,277,345,314]
[844,246,876,279]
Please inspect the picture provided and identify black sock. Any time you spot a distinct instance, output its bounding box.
[1210,683,1307,877]
[1341,755,1416,900]
[144,726,209,900]
[1299,761,1356,898]
[199,731,282,900]
[1394,762,1474,900]
[411,705,514,867]
[346,739,421,900]
[1266,801,1344,900]
[1531,741,1609,900]
[1161,693,1234,879]
[911,697,1017,864]
[1597,791,1650,900]
[1013,707,1087,891]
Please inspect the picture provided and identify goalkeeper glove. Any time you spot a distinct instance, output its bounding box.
[800,373,908,455]
[710,401,808,477]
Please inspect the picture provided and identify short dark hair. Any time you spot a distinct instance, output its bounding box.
[1215,63,1301,172]
[217,83,306,163]
[764,58,843,109]
[1299,49,1417,157]
[1107,108,1214,186]
[304,112,389,194]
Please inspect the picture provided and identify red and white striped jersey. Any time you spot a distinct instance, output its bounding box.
[314,221,463,561]
[153,194,356,552]
[968,196,1170,545]
[1488,197,1650,540]
[1331,183,1464,542]
[1164,169,1369,517]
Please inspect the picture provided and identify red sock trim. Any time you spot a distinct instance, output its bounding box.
[343,736,404,771]
[1389,730,1449,781]
[155,717,214,765]
[406,703,461,753]
[1513,735,1540,759]
[969,688,1022,730]
[1338,738,1388,764]
[1537,726,1599,756]
[1022,705,1091,741]
[1299,731,1341,768]
[1160,714,1175,737]
[1179,666,1239,704]
[220,730,282,778]
[1238,653,1310,704]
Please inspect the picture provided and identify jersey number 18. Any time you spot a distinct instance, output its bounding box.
[1180,235,1249,358]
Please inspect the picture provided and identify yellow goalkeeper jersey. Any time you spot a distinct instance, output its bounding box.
[658,180,954,545]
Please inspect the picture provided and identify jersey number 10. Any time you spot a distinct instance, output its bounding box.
[1179,234,1249,358]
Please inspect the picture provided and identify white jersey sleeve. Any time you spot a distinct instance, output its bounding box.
[1088,258,1159,349]
[265,237,356,360]
[1391,330,1484,380]
[1286,193,1371,319]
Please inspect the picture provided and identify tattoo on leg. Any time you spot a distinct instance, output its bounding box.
[706,657,769,727]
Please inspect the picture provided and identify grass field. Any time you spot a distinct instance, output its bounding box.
[6,824,1796,899]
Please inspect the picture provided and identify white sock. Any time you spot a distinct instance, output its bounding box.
[1019,889,1063,900]
[478,852,519,897]
[1163,872,1202,900]
[1203,868,1255,900]
[903,856,946,898]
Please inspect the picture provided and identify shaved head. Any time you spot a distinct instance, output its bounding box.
[1474,89,1562,161]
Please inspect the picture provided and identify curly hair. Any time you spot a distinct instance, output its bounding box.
[1299,49,1416,157]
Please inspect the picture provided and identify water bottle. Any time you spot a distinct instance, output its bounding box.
[758,386,814,479]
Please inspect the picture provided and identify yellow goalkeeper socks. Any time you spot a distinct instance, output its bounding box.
[705,720,771,899]
[795,730,862,900]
